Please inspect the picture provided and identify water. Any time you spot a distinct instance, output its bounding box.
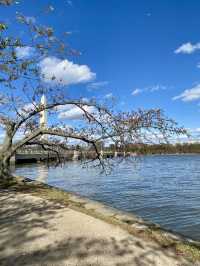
[14,155,200,241]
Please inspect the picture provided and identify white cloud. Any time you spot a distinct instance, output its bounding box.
[0,127,25,144]
[147,85,166,92]
[173,84,200,102]
[40,57,96,86]
[15,46,35,59]
[104,93,113,99]
[0,128,26,144]
[174,42,200,54]
[58,104,97,120]
[187,127,200,134]
[131,85,166,96]
[87,81,109,90]
[197,63,200,68]
[131,88,142,96]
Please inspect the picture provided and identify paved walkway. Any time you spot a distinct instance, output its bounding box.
[0,190,191,266]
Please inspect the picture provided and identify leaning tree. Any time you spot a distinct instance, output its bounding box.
[0,0,186,180]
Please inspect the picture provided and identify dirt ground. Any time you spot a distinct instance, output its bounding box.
[0,189,192,266]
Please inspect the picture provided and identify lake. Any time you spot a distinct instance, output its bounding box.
[14,154,200,241]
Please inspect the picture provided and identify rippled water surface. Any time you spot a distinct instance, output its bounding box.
[14,155,200,240]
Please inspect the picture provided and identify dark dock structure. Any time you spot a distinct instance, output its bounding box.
[12,150,135,164]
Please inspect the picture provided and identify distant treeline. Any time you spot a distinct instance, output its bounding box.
[106,143,200,155]
[20,142,200,155]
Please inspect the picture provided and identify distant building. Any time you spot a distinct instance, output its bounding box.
[40,94,48,140]
[40,94,47,129]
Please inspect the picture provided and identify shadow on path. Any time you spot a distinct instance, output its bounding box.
[0,190,189,266]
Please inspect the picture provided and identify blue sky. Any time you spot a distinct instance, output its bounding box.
[2,0,200,137]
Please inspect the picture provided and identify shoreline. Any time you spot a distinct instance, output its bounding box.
[1,176,200,264]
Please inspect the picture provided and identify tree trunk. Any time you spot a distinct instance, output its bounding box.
[0,128,14,180]
[0,155,11,180]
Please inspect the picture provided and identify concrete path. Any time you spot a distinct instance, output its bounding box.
[0,190,191,266]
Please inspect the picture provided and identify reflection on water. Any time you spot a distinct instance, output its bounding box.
[15,155,200,241]
[36,164,48,183]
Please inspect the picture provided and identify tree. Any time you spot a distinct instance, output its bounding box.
[0,1,186,180]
